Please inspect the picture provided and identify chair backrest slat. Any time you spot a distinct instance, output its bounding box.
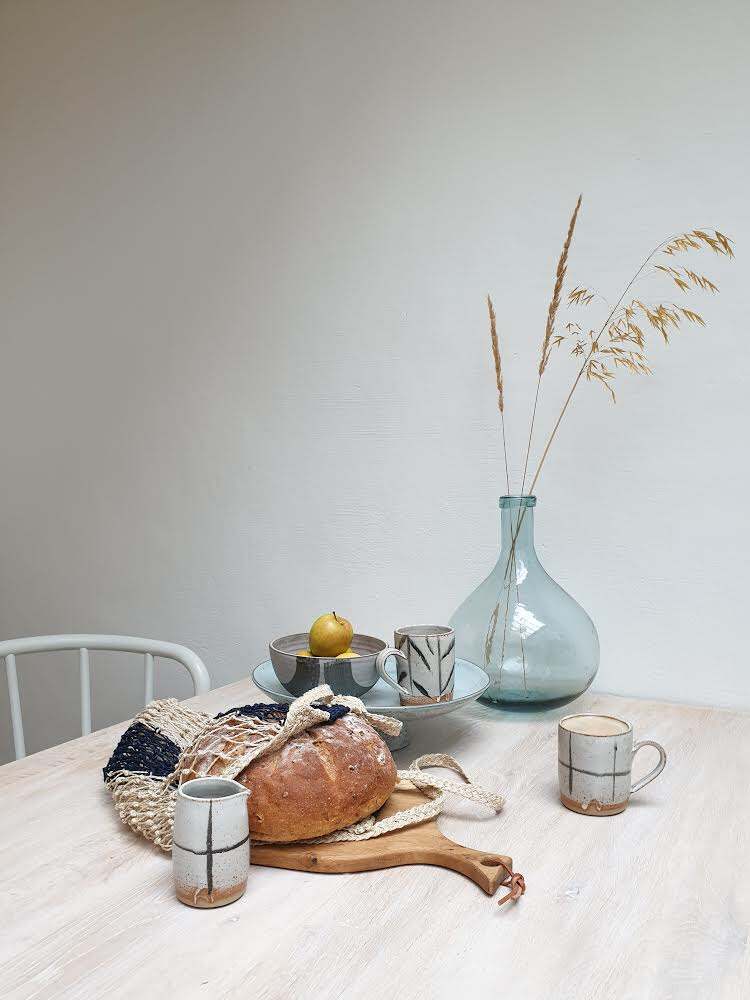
[144,652,155,705]
[1,635,210,761]
[5,654,26,760]
[79,648,91,737]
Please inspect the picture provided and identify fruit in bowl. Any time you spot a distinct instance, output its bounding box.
[269,613,385,698]
[295,612,361,659]
[309,612,354,656]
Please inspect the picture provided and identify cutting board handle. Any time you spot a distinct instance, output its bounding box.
[416,839,517,896]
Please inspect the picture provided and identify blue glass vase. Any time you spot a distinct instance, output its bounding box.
[450,496,599,709]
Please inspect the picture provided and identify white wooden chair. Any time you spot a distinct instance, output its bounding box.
[0,634,211,760]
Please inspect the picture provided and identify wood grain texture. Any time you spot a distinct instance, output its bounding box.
[1,682,749,1000]
[252,781,514,895]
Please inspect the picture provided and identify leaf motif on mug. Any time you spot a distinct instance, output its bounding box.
[441,662,455,694]
[409,639,432,672]
[441,636,455,660]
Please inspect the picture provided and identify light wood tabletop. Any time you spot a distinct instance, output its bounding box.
[2,679,749,1000]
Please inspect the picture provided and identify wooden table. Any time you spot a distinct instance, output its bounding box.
[2,681,748,1000]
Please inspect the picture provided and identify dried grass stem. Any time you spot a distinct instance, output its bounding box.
[488,295,503,413]
[539,195,582,376]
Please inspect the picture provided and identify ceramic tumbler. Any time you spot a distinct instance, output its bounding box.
[558,713,667,815]
[375,625,455,705]
[173,777,250,908]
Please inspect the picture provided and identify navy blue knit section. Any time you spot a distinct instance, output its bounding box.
[216,702,350,724]
[102,721,180,784]
[313,703,350,723]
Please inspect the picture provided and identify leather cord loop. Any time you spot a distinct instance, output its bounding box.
[496,859,526,907]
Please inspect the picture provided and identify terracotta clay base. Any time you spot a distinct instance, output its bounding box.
[560,793,628,816]
[399,692,454,707]
[175,881,247,908]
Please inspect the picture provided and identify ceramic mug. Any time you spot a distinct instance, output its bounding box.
[375,624,455,705]
[173,777,251,908]
[558,713,667,816]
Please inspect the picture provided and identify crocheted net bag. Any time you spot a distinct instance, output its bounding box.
[103,685,508,855]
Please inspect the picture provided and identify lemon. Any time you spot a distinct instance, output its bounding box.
[336,649,360,658]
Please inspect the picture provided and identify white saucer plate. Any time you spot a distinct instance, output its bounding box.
[251,656,490,722]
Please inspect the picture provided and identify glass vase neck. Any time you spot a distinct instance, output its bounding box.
[499,495,536,559]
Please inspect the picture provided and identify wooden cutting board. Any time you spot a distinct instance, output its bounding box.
[251,780,513,896]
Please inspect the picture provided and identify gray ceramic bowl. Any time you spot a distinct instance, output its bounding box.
[268,633,386,698]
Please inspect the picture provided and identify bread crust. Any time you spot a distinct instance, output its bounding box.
[181,713,397,843]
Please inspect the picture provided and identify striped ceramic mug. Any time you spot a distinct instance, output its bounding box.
[558,713,667,816]
[375,624,455,705]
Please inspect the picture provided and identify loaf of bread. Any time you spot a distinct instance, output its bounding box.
[180,712,397,843]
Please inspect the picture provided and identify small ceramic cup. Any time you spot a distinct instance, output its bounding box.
[375,624,455,705]
[173,777,250,908]
[558,713,667,816]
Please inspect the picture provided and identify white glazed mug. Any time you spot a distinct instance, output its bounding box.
[173,777,250,908]
[558,713,667,816]
[375,624,455,706]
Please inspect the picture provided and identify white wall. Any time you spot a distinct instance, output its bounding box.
[1,0,748,762]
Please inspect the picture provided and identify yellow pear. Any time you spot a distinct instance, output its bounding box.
[295,649,313,657]
[309,612,353,657]
[336,649,360,658]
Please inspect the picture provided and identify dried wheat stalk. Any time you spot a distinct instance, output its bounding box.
[519,194,583,501]
[539,194,582,376]
[487,294,503,413]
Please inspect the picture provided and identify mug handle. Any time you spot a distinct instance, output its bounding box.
[375,648,412,698]
[630,740,667,794]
